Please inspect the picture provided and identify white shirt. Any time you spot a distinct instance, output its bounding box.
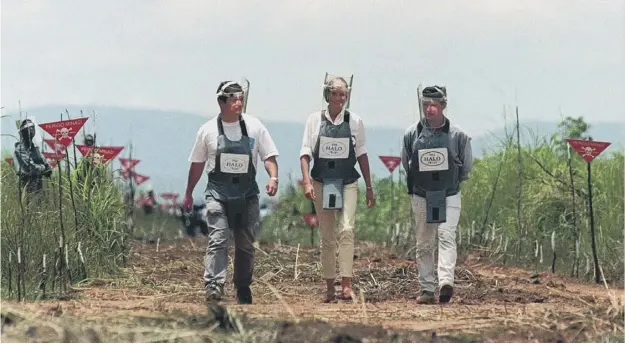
[188,113,279,175]
[299,108,368,159]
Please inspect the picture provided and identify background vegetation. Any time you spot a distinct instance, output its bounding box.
[1,115,623,301]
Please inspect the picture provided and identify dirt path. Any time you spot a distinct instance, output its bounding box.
[2,237,623,342]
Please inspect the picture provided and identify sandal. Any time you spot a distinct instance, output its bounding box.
[323,293,337,303]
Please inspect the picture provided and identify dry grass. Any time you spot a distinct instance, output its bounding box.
[2,237,624,343]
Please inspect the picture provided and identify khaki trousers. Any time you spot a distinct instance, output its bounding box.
[312,180,359,279]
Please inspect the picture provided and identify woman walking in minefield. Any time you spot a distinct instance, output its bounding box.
[299,75,376,302]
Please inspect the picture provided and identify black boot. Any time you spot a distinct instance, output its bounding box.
[236,286,252,304]
[439,284,454,303]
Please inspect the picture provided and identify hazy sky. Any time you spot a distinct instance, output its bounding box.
[2,0,624,136]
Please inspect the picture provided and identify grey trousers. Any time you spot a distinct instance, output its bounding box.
[202,196,260,289]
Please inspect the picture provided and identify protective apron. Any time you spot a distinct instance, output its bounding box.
[205,115,259,229]
[310,110,360,210]
[407,120,460,223]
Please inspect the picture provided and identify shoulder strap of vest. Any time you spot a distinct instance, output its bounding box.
[417,121,423,135]
[239,116,248,137]
[217,115,225,136]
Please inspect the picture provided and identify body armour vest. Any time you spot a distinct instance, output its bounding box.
[205,115,259,227]
[407,120,461,197]
[310,110,360,185]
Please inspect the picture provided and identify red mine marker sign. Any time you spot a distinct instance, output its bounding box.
[303,214,318,228]
[43,151,65,161]
[566,139,611,163]
[39,117,89,148]
[379,155,402,173]
[119,158,140,171]
[76,145,125,165]
[44,139,66,156]
[133,173,150,185]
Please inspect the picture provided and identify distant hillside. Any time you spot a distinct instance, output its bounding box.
[2,105,623,202]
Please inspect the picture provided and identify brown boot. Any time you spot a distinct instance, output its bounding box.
[341,277,354,300]
[324,279,336,303]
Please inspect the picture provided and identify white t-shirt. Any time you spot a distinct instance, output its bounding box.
[188,113,279,175]
[299,108,368,159]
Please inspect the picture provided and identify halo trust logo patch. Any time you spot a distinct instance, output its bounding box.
[420,151,446,166]
[321,141,347,156]
[224,157,246,170]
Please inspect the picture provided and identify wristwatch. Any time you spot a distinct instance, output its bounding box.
[270,177,279,183]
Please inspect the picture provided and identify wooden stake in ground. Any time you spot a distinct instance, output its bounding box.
[566,138,611,284]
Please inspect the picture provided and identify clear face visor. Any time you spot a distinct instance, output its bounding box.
[216,78,250,111]
[420,97,446,106]
[19,119,42,145]
[321,73,354,112]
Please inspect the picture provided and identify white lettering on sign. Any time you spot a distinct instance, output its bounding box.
[319,137,350,159]
[417,148,449,172]
[220,153,250,174]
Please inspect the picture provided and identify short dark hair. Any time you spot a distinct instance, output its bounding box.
[422,85,447,104]
[216,81,243,103]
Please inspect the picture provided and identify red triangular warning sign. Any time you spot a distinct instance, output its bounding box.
[303,214,318,228]
[379,155,402,173]
[119,157,140,171]
[38,117,89,148]
[96,146,125,164]
[77,146,124,165]
[44,139,66,156]
[76,145,94,157]
[133,173,150,185]
[566,139,611,163]
[43,151,66,161]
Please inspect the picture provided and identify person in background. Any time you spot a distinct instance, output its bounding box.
[299,75,376,303]
[13,119,53,196]
[401,85,473,304]
[183,80,279,305]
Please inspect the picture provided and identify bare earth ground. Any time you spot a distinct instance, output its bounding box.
[2,237,624,342]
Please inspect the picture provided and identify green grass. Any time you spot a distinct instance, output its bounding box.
[260,122,624,284]
[1,158,129,300]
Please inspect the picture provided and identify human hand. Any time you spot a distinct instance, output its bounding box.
[266,178,278,196]
[182,193,194,211]
[365,188,376,208]
[304,183,315,200]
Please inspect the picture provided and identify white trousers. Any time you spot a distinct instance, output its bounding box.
[410,191,461,292]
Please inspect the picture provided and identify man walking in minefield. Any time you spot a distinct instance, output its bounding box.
[183,80,279,304]
[401,85,473,304]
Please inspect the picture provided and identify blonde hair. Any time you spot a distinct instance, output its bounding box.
[326,76,349,91]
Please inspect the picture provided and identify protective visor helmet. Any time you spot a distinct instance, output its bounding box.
[19,119,36,142]
[84,134,95,146]
[322,75,352,103]
[216,81,245,101]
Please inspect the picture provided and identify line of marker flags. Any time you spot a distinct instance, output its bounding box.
[4,117,612,226]
[3,116,182,207]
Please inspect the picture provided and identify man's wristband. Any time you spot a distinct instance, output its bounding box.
[270,177,279,183]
